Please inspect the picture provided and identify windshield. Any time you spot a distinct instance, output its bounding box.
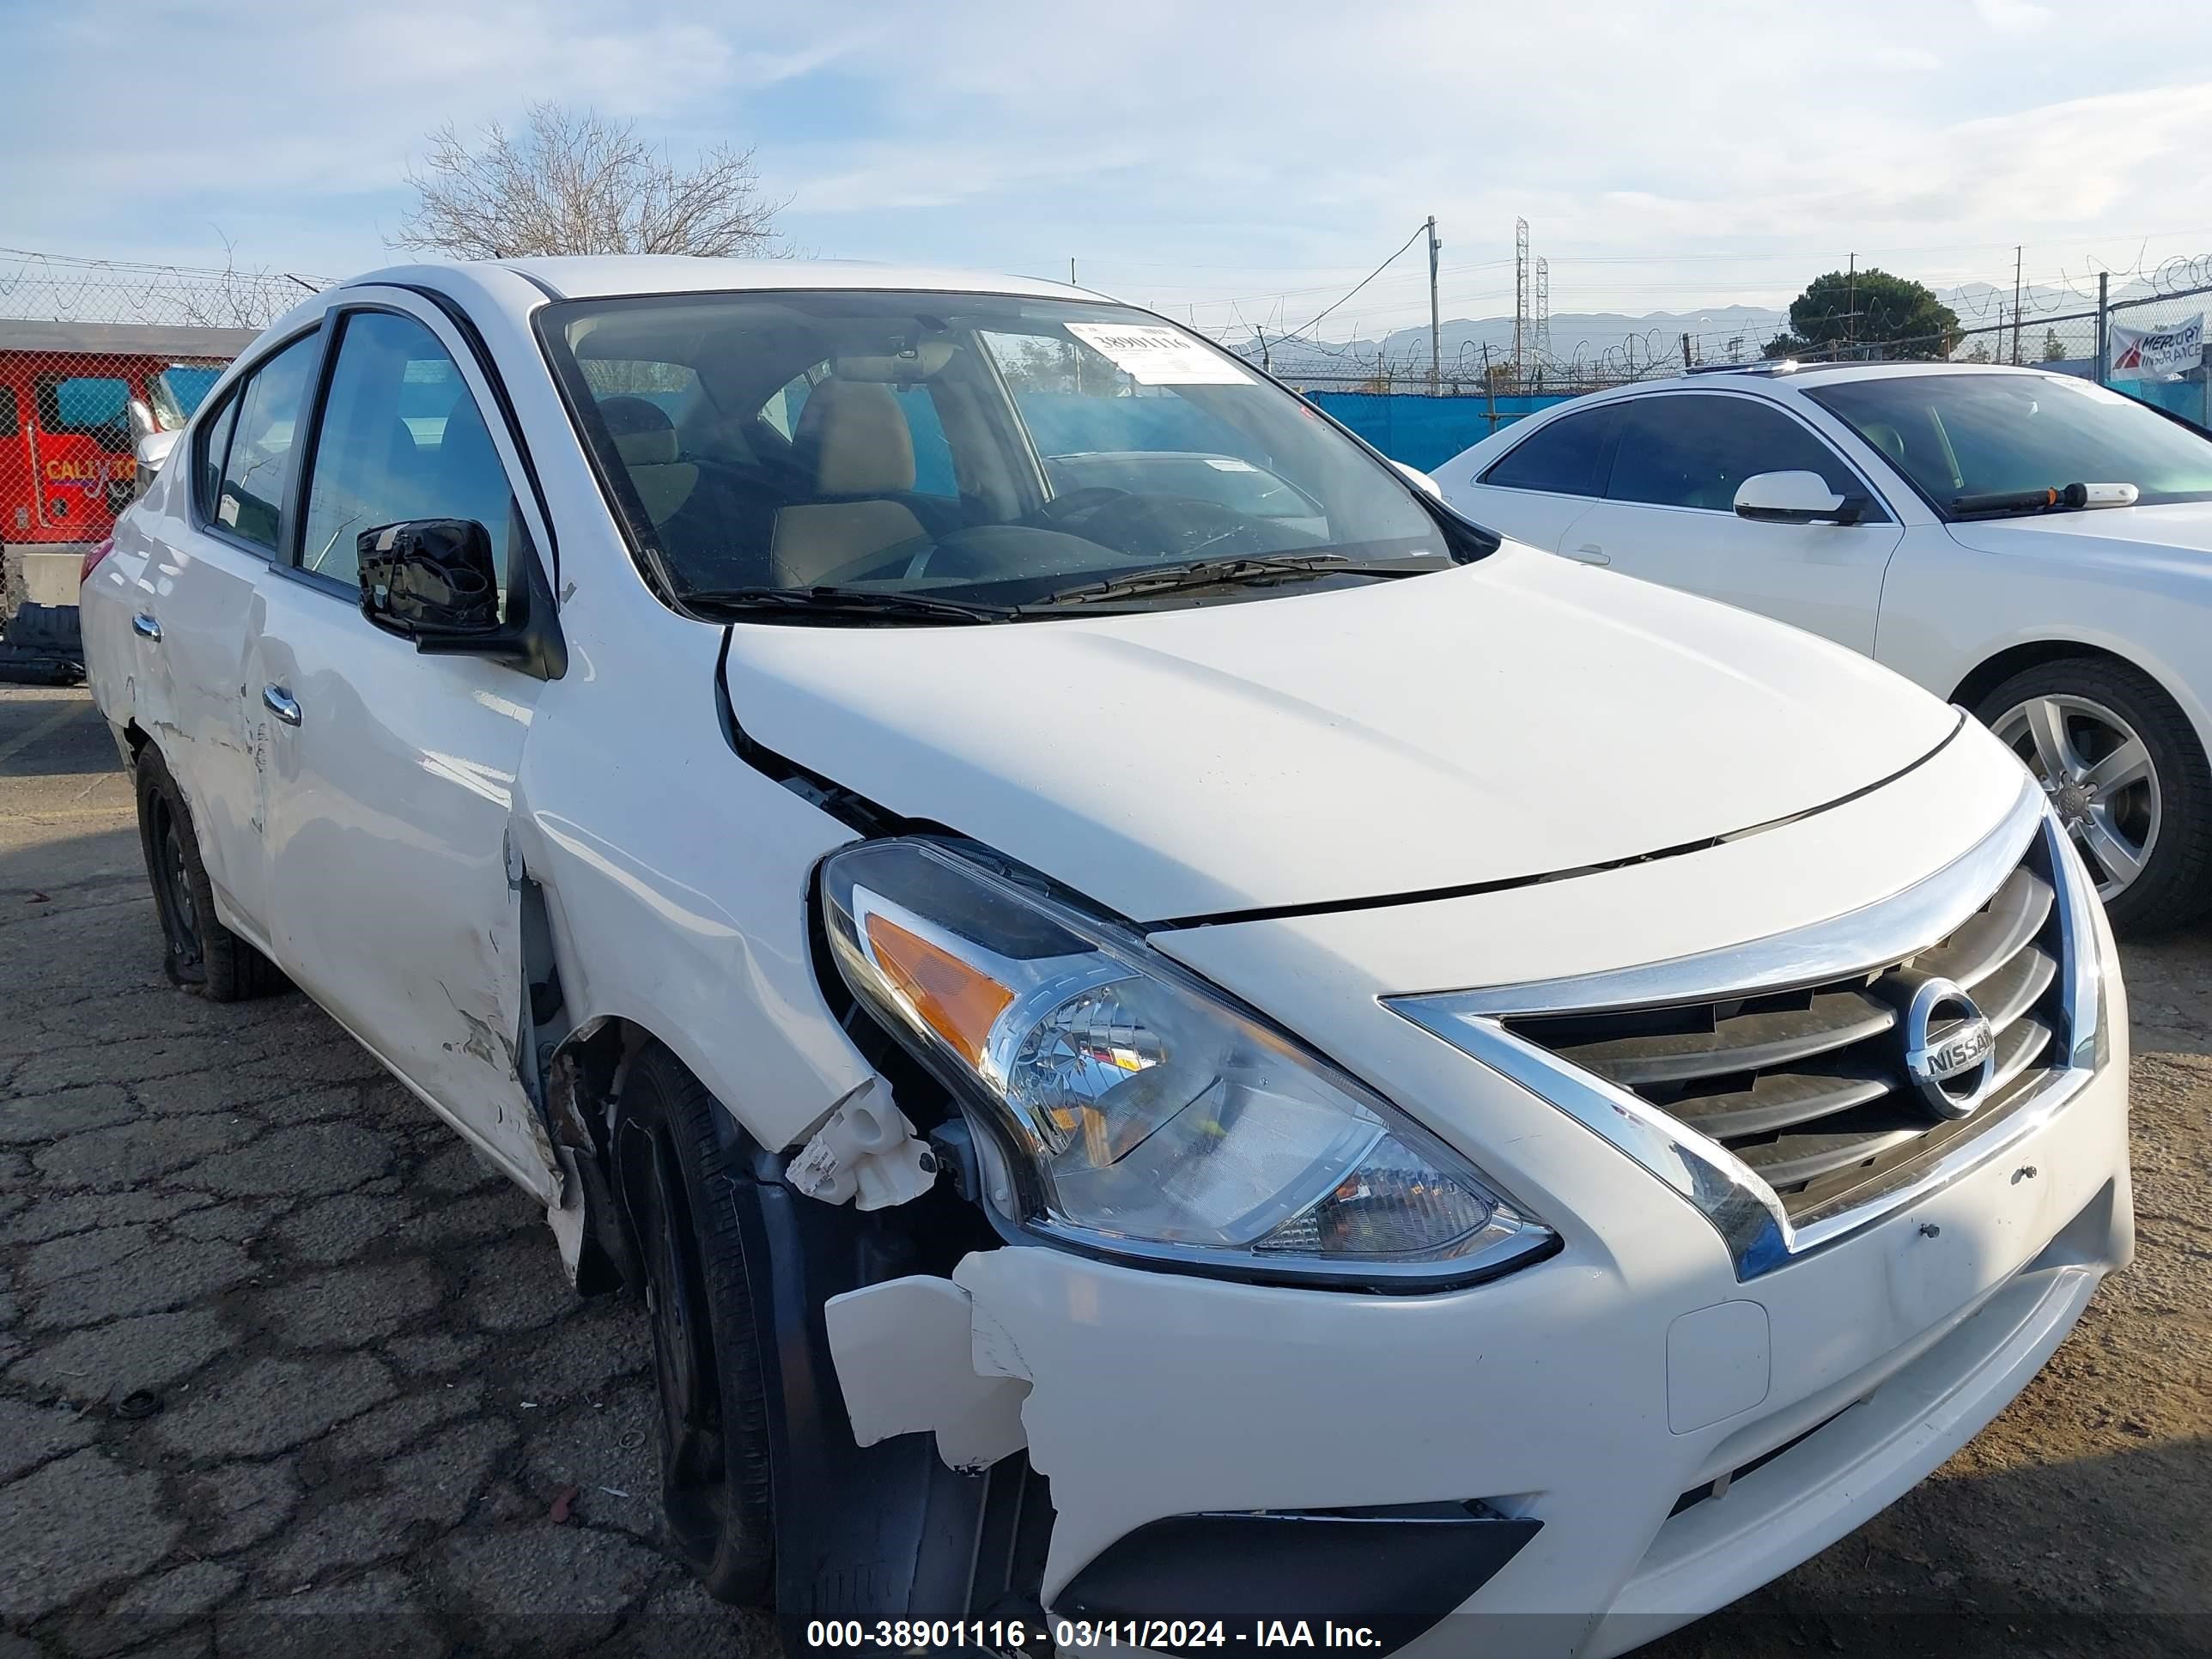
[150,363,224,431]
[536,289,1453,616]
[1805,372,2212,513]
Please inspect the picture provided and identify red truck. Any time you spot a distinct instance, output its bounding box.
[1,319,254,673]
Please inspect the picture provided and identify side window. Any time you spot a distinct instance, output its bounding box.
[1480,404,1623,497]
[194,393,240,522]
[1607,394,1880,516]
[760,368,822,441]
[36,375,132,448]
[214,334,319,553]
[299,310,517,605]
[893,388,957,497]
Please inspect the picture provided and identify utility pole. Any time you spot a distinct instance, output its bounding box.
[1480,343,1498,432]
[1680,331,1693,370]
[1845,253,1856,355]
[2011,246,2023,365]
[1426,216,1441,396]
[2095,270,2111,385]
[1068,257,1077,286]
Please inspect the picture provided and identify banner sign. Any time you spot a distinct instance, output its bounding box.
[2108,313,2204,379]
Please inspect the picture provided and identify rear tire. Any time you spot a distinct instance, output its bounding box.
[612,1042,775,1605]
[1978,656,2212,935]
[133,748,284,1000]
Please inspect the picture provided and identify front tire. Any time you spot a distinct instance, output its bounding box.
[1979,657,2212,934]
[133,748,283,1000]
[612,1043,776,1604]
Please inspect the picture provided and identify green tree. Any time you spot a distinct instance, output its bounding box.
[1762,268,1960,361]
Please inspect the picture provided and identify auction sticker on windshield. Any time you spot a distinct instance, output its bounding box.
[1065,322,1254,385]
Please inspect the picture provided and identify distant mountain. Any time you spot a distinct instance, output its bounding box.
[1247,303,1790,381]
[1242,276,2157,382]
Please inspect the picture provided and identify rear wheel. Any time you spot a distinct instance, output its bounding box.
[1979,657,2212,934]
[133,749,283,1000]
[612,1043,775,1604]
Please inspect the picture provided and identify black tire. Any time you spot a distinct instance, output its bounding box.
[133,748,285,1000]
[1977,656,2212,935]
[612,1042,775,1604]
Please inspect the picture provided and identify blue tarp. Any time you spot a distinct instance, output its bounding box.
[2111,376,2210,428]
[1304,392,1579,471]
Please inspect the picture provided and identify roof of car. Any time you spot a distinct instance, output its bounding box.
[343,255,1097,305]
[1666,360,2064,390]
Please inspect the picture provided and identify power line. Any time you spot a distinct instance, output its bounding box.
[1275,223,1430,343]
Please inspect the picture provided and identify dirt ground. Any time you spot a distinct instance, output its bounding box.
[1,681,2207,1658]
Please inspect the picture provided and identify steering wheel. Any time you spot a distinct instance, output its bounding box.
[817,524,1127,588]
[1043,489,1273,562]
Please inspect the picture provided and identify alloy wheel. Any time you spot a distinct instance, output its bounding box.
[1994,692,2160,902]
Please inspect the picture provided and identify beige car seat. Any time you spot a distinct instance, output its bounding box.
[769,380,925,586]
[597,397,699,528]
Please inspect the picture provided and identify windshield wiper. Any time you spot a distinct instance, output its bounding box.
[676,585,1018,624]
[1032,553,1445,608]
[1950,482,2141,518]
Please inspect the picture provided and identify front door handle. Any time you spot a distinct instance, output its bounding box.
[131,612,162,641]
[261,684,302,726]
[1565,544,1611,566]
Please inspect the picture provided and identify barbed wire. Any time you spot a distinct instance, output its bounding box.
[0,248,335,331]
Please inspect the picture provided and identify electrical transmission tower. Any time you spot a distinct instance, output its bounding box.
[1512,217,1530,381]
[1533,256,1551,371]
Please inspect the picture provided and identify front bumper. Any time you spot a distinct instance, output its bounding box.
[916,726,2133,1657]
[950,1036,2129,1659]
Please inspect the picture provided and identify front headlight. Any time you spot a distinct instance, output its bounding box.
[820,838,1553,1286]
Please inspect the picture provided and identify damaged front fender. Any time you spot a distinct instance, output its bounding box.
[824,1271,1031,1474]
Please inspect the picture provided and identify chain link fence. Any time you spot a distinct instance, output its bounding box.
[1,252,337,656]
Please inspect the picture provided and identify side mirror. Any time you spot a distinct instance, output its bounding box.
[126,398,158,444]
[1735,470,1867,526]
[133,431,179,477]
[358,519,501,641]
[356,514,570,682]
[1394,459,1443,499]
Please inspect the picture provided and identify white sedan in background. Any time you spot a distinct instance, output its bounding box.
[1437,362,2212,933]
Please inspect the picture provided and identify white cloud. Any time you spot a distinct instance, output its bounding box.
[1972,0,2054,31]
[7,0,2212,330]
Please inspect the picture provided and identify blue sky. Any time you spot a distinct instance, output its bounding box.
[8,0,2212,340]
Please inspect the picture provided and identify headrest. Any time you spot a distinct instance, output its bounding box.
[793,379,915,496]
[1861,422,1908,465]
[599,396,678,467]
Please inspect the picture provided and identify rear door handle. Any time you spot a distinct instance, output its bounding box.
[1565,544,1611,566]
[261,684,301,726]
[131,612,162,641]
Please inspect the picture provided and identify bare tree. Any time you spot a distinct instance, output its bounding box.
[393,103,785,260]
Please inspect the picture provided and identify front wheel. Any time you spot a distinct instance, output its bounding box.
[612,1043,775,1604]
[1979,657,2212,934]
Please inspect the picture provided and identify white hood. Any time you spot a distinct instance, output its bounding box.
[720,544,1960,922]
[1945,501,2212,571]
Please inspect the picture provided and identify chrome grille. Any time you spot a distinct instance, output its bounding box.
[1502,838,2068,1221]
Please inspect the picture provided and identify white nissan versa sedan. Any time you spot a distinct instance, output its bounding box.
[82,259,2130,1656]
[1434,362,2212,936]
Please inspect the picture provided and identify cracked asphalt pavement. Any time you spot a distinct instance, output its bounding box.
[3,682,2208,1658]
[1,686,774,1656]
